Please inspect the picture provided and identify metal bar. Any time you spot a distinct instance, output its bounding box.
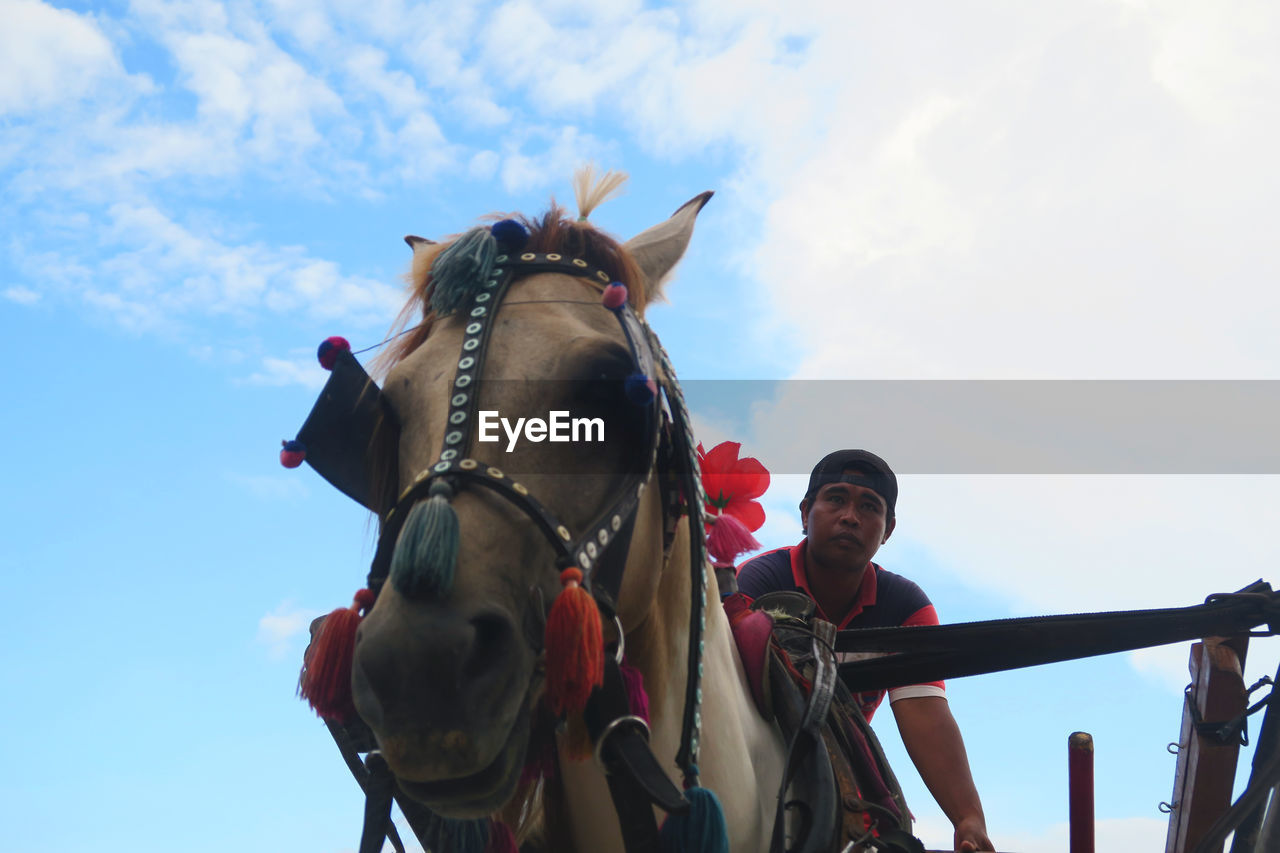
[326,720,408,853]
[1227,660,1280,853]
[1163,637,1248,853]
[1069,732,1095,853]
[1254,785,1280,853]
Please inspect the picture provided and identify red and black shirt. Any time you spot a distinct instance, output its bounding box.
[736,540,945,721]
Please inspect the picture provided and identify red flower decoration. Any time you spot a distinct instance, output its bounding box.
[697,441,770,532]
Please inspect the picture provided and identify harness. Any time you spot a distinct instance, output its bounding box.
[291,237,722,853]
[288,227,1280,853]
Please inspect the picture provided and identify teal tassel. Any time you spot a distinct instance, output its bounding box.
[430,226,497,316]
[420,812,489,852]
[660,787,729,853]
[390,493,459,599]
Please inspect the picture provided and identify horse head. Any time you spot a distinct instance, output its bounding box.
[349,180,713,824]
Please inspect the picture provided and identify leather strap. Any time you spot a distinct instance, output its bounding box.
[583,658,690,853]
[838,582,1279,692]
[767,647,839,853]
[358,752,398,853]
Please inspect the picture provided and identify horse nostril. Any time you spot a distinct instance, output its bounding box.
[466,611,516,682]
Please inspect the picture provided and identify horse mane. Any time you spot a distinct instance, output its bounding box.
[373,178,644,381]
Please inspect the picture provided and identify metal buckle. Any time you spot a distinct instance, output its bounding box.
[592,714,650,775]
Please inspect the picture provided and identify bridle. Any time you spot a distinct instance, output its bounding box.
[366,251,663,614]
[292,236,722,853]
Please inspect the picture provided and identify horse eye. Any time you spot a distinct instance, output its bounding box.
[573,350,634,405]
[570,349,648,456]
[583,348,635,383]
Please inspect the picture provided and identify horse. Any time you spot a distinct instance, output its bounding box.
[299,171,789,853]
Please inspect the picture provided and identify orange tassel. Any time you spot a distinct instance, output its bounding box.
[543,568,604,717]
[300,589,375,721]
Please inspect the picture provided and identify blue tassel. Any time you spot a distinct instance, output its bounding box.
[660,787,729,853]
[430,226,496,316]
[390,493,459,599]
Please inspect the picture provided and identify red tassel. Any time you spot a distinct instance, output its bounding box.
[299,589,375,721]
[706,512,761,567]
[543,568,603,716]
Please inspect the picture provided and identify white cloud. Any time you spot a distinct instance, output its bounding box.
[342,47,427,118]
[0,0,129,115]
[1146,1,1279,127]
[158,27,345,162]
[227,471,311,500]
[498,126,614,193]
[3,286,40,305]
[733,2,1280,379]
[975,816,1167,853]
[256,600,314,660]
[11,202,404,333]
[245,355,329,390]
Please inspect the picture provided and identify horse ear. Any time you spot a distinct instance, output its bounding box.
[405,235,440,289]
[623,191,713,303]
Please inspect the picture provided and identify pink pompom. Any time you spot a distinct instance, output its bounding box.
[280,439,306,468]
[706,512,761,567]
[602,283,628,310]
[619,657,650,724]
[317,336,350,370]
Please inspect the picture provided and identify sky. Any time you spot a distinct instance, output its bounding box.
[3,1,1279,851]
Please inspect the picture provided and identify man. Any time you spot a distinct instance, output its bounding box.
[736,449,995,853]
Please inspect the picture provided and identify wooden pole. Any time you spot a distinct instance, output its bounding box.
[1070,731,1095,853]
[1163,636,1249,853]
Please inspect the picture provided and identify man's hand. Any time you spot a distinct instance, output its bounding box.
[954,813,995,852]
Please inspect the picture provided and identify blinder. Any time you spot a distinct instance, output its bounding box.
[289,345,398,512]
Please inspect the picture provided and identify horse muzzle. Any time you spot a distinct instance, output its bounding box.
[350,594,535,810]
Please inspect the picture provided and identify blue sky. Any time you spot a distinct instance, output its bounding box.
[4,1,1280,851]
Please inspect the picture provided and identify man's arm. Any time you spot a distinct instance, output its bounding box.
[891,695,994,853]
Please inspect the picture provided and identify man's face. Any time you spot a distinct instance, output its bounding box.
[801,469,895,573]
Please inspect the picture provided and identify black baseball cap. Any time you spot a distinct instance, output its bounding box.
[804,449,898,518]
